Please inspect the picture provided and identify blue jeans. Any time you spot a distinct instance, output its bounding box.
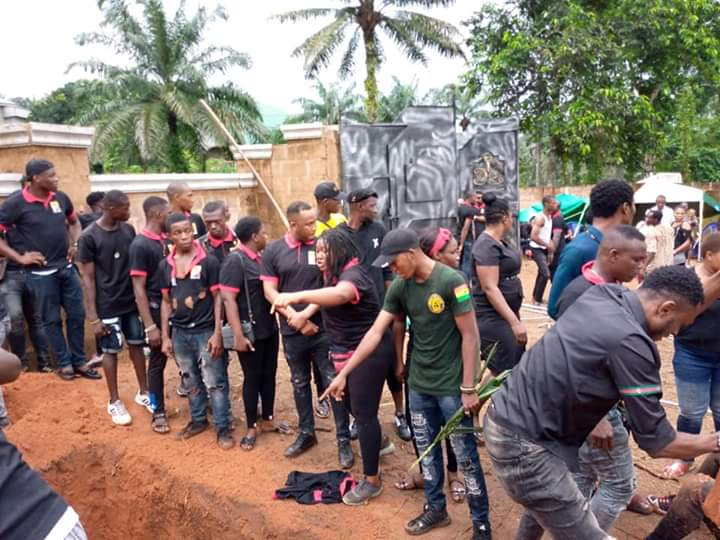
[461,239,475,283]
[673,342,720,437]
[282,332,350,442]
[172,326,230,431]
[29,266,85,369]
[409,388,490,528]
[484,412,609,540]
[573,406,635,531]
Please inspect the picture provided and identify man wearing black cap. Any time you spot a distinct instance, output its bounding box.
[314,181,347,237]
[323,228,491,539]
[340,188,411,441]
[0,159,99,380]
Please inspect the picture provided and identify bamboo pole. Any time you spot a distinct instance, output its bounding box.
[199,99,289,229]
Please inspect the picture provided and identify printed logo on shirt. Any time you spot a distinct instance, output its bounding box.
[49,200,62,214]
[308,250,316,265]
[372,238,379,248]
[454,284,471,303]
[192,222,198,235]
[190,265,202,279]
[427,293,445,314]
[114,251,120,259]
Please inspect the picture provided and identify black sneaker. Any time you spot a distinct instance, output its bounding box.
[472,522,492,540]
[342,478,383,505]
[284,432,318,458]
[394,412,412,441]
[338,439,354,469]
[405,505,451,536]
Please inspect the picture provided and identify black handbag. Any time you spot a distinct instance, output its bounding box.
[222,254,255,349]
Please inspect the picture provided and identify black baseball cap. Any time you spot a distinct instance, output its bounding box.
[372,228,419,267]
[347,188,378,204]
[313,181,345,200]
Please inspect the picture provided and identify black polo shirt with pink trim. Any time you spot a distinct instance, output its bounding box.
[321,259,380,351]
[219,244,277,341]
[129,230,169,304]
[260,234,323,336]
[159,243,220,330]
[199,229,238,264]
[0,188,76,270]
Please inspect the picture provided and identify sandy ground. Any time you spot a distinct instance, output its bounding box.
[1,259,714,539]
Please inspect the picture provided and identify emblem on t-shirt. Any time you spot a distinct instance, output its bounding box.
[427,293,445,314]
[49,200,61,214]
[192,222,198,235]
[308,250,316,265]
[190,265,202,279]
[454,284,471,303]
[372,238,379,248]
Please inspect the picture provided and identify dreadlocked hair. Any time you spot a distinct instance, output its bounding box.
[319,227,360,285]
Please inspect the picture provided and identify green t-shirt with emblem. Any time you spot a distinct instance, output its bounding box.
[383,262,473,396]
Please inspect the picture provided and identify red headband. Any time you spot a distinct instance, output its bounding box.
[429,228,452,257]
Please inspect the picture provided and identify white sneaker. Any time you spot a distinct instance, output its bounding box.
[107,400,132,426]
[134,391,154,414]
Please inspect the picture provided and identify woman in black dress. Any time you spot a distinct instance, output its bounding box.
[473,193,526,374]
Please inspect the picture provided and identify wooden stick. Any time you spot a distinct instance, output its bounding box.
[198,99,289,229]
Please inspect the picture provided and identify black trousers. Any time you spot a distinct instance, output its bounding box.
[478,314,525,375]
[147,305,167,414]
[237,332,279,426]
[531,248,550,303]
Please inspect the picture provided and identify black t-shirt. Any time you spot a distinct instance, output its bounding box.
[79,211,101,230]
[322,261,380,350]
[199,231,239,264]
[0,188,75,270]
[555,275,594,319]
[472,232,523,318]
[0,433,68,540]
[674,225,691,250]
[77,221,137,318]
[260,234,323,336]
[339,221,391,301]
[676,299,720,351]
[489,285,676,469]
[457,203,484,240]
[129,230,168,305]
[220,247,277,340]
[159,245,220,329]
[551,213,566,260]
[188,212,207,239]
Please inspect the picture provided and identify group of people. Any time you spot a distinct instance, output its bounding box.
[2,158,720,539]
[637,195,696,274]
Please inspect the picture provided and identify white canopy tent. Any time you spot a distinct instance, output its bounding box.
[634,176,706,255]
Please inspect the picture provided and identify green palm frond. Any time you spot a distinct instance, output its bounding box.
[380,17,428,64]
[388,10,464,59]
[387,0,456,8]
[338,28,361,79]
[271,8,338,23]
[292,10,356,79]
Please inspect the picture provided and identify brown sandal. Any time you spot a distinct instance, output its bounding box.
[151,413,170,434]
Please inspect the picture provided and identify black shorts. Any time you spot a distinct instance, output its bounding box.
[99,312,144,354]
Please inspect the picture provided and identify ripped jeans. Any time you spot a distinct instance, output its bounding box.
[484,412,610,540]
[172,326,230,432]
[408,388,490,528]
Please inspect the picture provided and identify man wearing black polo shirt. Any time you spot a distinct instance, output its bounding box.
[484,266,720,540]
[166,181,206,238]
[130,196,171,434]
[220,216,279,451]
[457,190,485,280]
[340,189,410,441]
[199,201,238,263]
[261,201,352,466]
[160,213,232,449]
[0,159,99,381]
[77,190,151,426]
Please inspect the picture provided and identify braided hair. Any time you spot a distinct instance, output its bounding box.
[319,227,360,285]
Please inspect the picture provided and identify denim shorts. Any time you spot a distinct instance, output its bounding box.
[99,312,144,354]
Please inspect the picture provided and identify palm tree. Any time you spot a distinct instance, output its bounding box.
[423,83,493,130]
[377,77,419,122]
[71,0,265,172]
[289,81,363,124]
[274,1,464,123]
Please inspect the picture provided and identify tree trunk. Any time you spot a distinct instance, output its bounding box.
[167,111,188,173]
[363,34,379,123]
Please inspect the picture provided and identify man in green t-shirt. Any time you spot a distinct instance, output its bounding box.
[322,228,490,539]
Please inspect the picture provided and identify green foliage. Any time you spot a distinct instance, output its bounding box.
[275,1,463,122]
[21,80,110,125]
[289,81,363,124]
[71,0,266,172]
[465,0,720,183]
[377,77,419,122]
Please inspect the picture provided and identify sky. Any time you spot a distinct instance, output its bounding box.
[0,0,483,117]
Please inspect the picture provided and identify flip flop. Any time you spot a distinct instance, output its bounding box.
[626,493,653,515]
[151,413,170,434]
[240,435,256,451]
[56,368,76,381]
[74,366,102,380]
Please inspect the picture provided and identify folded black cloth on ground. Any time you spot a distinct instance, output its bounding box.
[273,470,355,504]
